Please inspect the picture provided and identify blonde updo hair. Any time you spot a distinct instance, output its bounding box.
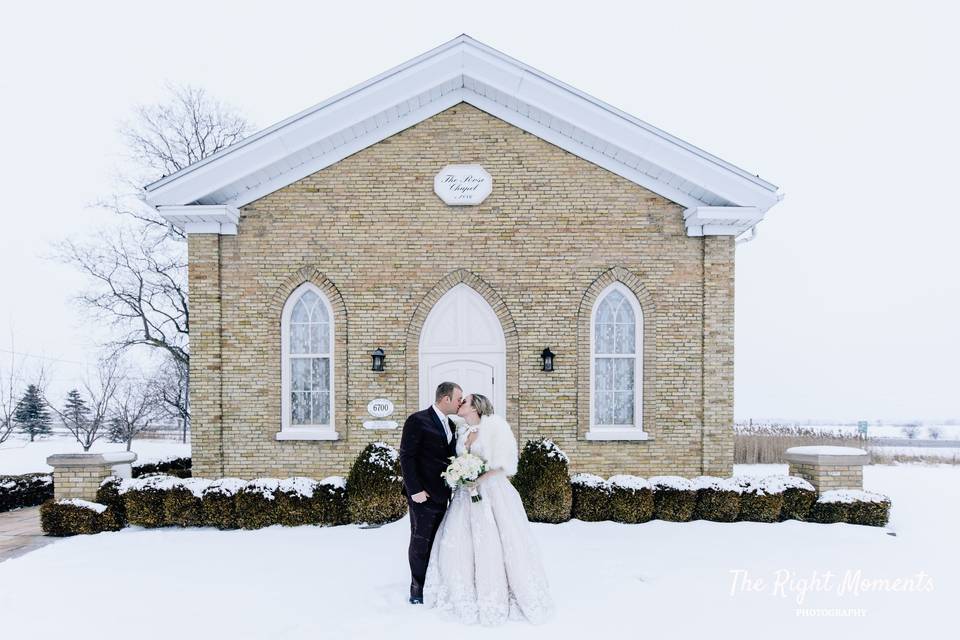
[469,393,495,418]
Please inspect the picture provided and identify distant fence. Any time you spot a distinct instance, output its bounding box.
[45,423,190,444]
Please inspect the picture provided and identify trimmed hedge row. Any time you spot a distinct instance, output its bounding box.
[568,472,887,526]
[0,473,54,513]
[40,499,123,536]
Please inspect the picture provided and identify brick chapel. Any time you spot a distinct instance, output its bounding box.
[143,35,782,480]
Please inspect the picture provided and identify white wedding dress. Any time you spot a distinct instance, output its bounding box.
[423,414,555,625]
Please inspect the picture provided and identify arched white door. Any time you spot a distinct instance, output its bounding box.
[419,284,506,413]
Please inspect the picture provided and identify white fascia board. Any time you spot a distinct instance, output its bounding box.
[683,206,764,237]
[156,204,239,235]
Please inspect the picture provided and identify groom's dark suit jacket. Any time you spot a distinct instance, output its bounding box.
[399,407,458,507]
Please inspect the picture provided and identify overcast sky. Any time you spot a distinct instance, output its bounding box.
[1,1,956,422]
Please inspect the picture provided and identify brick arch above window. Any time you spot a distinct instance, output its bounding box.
[270,267,348,442]
[405,269,520,432]
[577,267,657,442]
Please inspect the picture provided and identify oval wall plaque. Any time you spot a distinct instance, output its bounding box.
[367,398,395,418]
[434,164,492,205]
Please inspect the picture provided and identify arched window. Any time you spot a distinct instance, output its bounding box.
[278,283,336,440]
[589,283,644,437]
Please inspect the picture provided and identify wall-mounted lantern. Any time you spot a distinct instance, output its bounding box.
[541,347,555,372]
[371,347,385,372]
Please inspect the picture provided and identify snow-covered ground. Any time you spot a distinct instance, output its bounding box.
[0,435,189,475]
[0,463,955,639]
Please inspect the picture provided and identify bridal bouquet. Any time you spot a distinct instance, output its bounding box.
[441,452,487,503]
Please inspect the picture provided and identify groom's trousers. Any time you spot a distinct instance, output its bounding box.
[407,497,447,598]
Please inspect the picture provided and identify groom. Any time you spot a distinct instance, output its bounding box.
[398,381,462,604]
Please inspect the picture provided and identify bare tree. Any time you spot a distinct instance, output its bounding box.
[149,356,189,443]
[48,358,121,451]
[54,83,253,369]
[109,379,160,452]
[928,426,942,440]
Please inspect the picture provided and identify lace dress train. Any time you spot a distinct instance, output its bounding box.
[422,431,554,625]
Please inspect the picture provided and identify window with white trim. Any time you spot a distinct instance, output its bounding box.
[279,284,336,440]
[589,283,644,438]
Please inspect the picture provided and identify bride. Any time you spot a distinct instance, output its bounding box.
[422,393,555,625]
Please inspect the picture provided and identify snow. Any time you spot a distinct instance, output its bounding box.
[320,475,347,490]
[760,474,815,493]
[56,498,107,514]
[279,477,318,499]
[689,476,743,493]
[570,473,607,488]
[0,463,955,639]
[0,435,190,475]
[203,478,246,497]
[648,475,694,491]
[786,445,868,456]
[180,478,213,499]
[118,474,182,495]
[244,478,281,500]
[818,489,890,504]
[607,474,650,491]
[367,442,399,467]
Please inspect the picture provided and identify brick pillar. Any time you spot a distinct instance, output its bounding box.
[784,446,869,491]
[701,236,735,476]
[46,453,137,501]
[188,234,224,478]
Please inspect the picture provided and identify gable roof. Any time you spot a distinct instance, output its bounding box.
[144,34,782,237]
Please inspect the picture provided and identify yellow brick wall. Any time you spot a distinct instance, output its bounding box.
[187,103,735,480]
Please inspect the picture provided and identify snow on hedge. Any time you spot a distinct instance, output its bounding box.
[367,442,399,468]
[530,438,569,463]
[278,477,319,498]
[57,498,107,514]
[760,474,815,493]
[690,476,743,493]
[608,474,650,491]
[818,489,890,504]
[648,475,694,491]
[180,478,213,498]
[203,478,247,497]
[244,478,281,500]
[570,473,607,488]
[319,475,346,490]
[118,474,183,495]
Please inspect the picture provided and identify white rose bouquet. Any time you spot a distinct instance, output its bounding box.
[441,452,487,503]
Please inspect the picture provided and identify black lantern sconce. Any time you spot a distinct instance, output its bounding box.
[371,347,385,372]
[540,347,555,372]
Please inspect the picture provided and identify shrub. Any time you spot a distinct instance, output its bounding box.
[235,479,281,529]
[735,476,784,523]
[649,476,696,521]
[346,442,406,525]
[121,474,181,528]
[768,475,817,522]
[201,478,247,529]
[513,438,572,523]
[690,476,742,522]
[275,476,349,526]
[40,499,109,536]
[164,478,212,527]
[133,456,192,478]
[96,476,128,530]
[608,475,654,524]
[811,490,891,527]
[0,473,54,513]
[570,473,610,521]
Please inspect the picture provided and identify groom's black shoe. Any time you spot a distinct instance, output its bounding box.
[408,595,423,605]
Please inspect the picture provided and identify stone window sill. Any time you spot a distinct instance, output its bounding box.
[275,429,340,441]
[585,428,652,441]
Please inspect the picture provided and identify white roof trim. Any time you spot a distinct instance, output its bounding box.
[144,35,782,237]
